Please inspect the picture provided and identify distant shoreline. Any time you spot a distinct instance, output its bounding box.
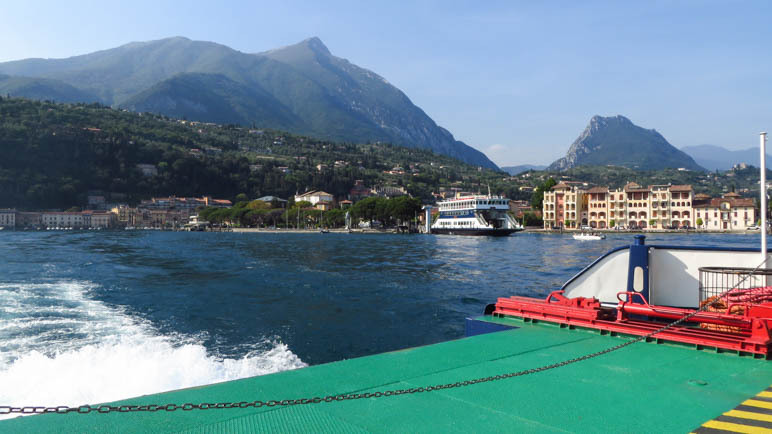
[2,227,761,235]
[230,228,403,234]
[528,228,761,235]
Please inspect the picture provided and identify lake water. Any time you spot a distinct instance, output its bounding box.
[0,230,765,412]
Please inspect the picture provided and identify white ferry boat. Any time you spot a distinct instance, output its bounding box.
[431,194,523,236]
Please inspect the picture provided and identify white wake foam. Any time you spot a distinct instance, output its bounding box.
[0,281,306,419]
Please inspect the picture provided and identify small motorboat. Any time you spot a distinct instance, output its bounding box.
[573,232,605,240]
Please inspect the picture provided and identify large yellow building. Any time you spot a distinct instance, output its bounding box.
[543,183,753,232]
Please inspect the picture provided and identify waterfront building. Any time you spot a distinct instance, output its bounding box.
[16,212,41,228]
[138,196,232,212]
[669,185,694,228]
[586,187,609,229]
[624,182,651,229]
[110,205,134,225]
[42,212,84,228]
[694,192,755,231]
[81,210,115,228]
[294,190,334,207]
[542,183,586,229]
[649,185,672,229]
[543,182,756,232]
[607,188,625,229]
[154,209,189,228]
[0,209,16,228]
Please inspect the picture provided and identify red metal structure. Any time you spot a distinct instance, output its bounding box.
[494,290,772,357]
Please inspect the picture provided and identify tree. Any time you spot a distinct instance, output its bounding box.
[243,209,267,227]
[649,219,656,228]
[696,217,704,228]
[386,196,421,225]
[609,219,615,228]
[350,197,383,223]
[323,208,345,227]
[531,178,557,210]
[521,212,542,227]
[247,200,271,210]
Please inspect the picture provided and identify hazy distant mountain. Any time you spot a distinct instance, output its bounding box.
[548,115,704,171]
[501,164,546,175]
[681,144,770,171]
[0,37,497,169]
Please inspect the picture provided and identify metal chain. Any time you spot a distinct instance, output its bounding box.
[2,256,768,416]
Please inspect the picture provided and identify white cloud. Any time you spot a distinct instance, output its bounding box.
[487,144,507,153]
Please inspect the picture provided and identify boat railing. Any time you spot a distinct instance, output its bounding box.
[699,266,772,305]
[561,239,765,308]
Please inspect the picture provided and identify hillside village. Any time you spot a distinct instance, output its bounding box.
[0,98,769,233]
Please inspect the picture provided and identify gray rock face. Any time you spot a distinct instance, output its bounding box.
[548,115,704,171]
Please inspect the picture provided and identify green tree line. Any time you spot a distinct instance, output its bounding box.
[198,195,422,229]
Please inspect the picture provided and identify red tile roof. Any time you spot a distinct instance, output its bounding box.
[693,198,754,208]
[670,185,693,192]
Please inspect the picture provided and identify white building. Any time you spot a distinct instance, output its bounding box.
[42,212,84,228]
[694,193,755,231]
[0,209,16,228]
[136,164,158,177]
[294,190,334,208]
[82,211,115,228]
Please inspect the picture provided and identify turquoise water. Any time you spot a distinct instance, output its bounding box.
[0,230,764,410]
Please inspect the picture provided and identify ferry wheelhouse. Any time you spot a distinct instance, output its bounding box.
[431,194,523,236]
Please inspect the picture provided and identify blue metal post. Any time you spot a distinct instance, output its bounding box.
[626,235,649,303]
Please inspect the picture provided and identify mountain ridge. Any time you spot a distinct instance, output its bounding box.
[0,36,498,169]
[680,144,770,171]
[548,115,704,171]
[501,164,546,175]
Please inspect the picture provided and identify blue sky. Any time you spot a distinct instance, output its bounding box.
[2,1,771,166]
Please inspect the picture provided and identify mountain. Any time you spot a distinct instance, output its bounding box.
[548,115,704,171]
[0,37,497,169]
[681,144,770,171]
[0,98,508,210]
[123,72,300,129]
[501,164,546,175]
[0,74,98,103]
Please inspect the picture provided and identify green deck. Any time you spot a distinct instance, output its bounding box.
[5,317,772,433]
